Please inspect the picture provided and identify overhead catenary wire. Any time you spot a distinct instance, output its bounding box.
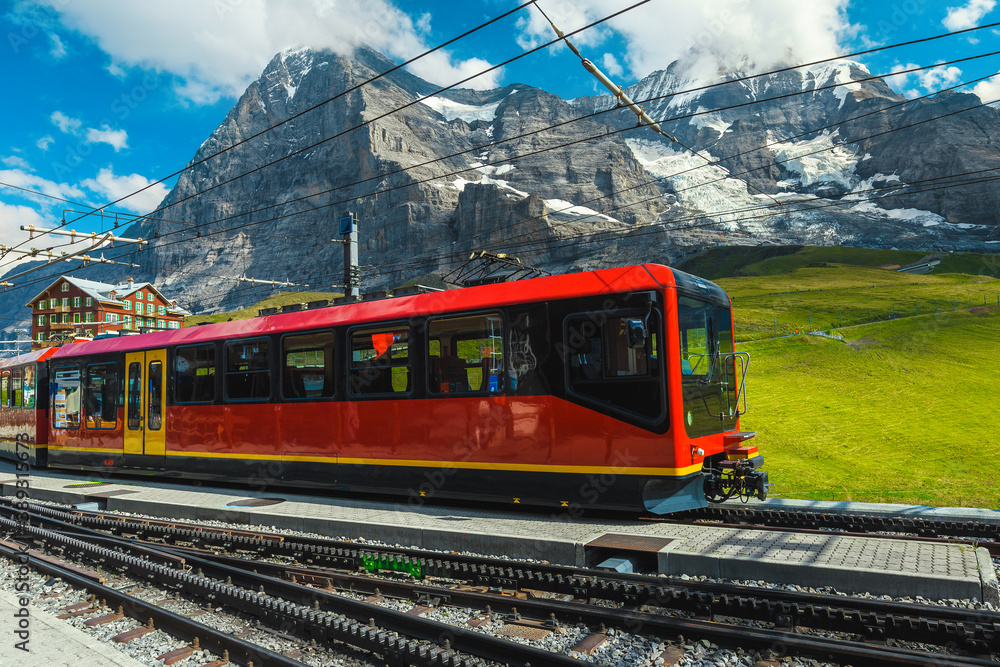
[33,11,999,255]
[5,34,999,301]
[107,51,1000,271]
[44,15,1000,238]
[9,24,996,279]
[8,63,996,301]
[532,1,781,206]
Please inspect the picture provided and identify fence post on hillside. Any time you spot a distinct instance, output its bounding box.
[840,311,843,328]
[809,314,812,331]
[773,317,777,336]
[915,304,918,316]
[892,304,895,318]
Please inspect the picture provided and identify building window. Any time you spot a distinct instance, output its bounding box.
[73,297,81,307]
[49,298,58,309]
[85,297,92,306]
[123,315,132,328]
[175,344,215,403]
[36,302,43,311]
[146,304,153,315]
[124,301,131,311]
[36,333,44,342]
[73,313,80,324]
[158,305,165,315]
[61,314,69,324]
[37,315,45,326]
[136,291,143,300]
[148,293,154,301]
[350,324,410,395]
[85,312,93,323]
[61,298,69,307]
[225,338,270,400]
[85,363,118,429]
[60,283,69,292]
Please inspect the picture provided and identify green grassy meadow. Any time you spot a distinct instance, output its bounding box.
[690,245,1000,508]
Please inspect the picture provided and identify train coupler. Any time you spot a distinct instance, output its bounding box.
[704,457,768,503]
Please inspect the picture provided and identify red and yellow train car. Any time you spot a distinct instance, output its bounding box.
[5,264,767,513]
[0,347,56,466]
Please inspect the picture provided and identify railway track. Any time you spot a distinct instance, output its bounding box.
[3,499,998,666]
[670,505,1000,556]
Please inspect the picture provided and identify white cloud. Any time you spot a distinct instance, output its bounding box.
[36,136,54,151]
[0,202,47,255]
[515,0,852,84]
[80,168,170,214]
[50,111,81,134]
[40,0,503,103]
[0,168,85,205]
[602,52,624,78]
[917,65,963,89]
[1,156,32,170]
[887,63,964,95]
[943,0,997,31]
[49,32,66,59]
[973,74,1000,103]
[85,125,129,152]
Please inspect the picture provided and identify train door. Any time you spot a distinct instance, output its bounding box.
[123,349,167,467]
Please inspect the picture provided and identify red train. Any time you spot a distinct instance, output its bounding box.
[0,264,767,513]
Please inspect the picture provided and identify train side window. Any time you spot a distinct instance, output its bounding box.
[564,310,664,422]
[127,362,142,430]
[85,363,118,429]
[0,371,8,407]
[427,313,504,395]
[52,367,82,430]
[282,331,335,400]
[175,344,216,403]
[22,366,36,409]
[12,369,22,407]
[225,338,271,401]
[349,325,410,396]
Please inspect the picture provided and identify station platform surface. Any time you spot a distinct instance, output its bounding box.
[1,461,997,605]
[0,589,145,666]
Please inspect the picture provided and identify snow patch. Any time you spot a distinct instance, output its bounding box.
[626,138,772,234]
[849,200,944,227]
[543,199,619,223]
[451,175,528,198]
[689,107,731,135]
[420,97,502,123]
[769,131,859,189]
[802,61,868,109]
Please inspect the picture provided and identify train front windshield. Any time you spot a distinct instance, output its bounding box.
[677,295,740,438]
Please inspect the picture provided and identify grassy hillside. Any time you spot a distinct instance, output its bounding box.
[186,291,342,325]
[737,300,1000,507]
[676,245,999,280]
[720,266,1000,340]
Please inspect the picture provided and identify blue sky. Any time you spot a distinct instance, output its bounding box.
[1,0,998,268]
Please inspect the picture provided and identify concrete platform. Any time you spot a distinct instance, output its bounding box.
[1,461,997,605]
[0,589,145,666]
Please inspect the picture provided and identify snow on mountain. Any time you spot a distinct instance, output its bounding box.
[768,131,860,189]
[420,96,503,122]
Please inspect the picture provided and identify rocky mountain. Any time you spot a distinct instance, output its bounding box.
[3,46,999,328]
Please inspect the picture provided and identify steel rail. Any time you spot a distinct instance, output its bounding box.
[20,500,997,629]
[6,503,998,666]
[1,507,579,666]
[0,540,306,667]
